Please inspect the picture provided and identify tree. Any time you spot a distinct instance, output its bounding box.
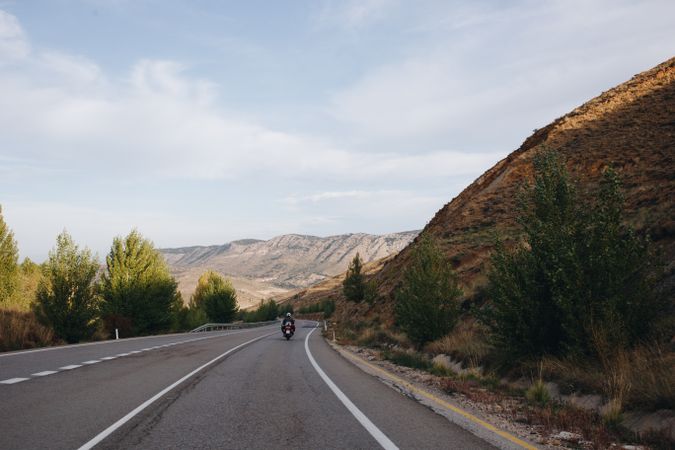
[0,205,19,306]
[343,253,365,302]
[33,231,99,343]
[484,149,664,359]
[191,271,238,323]
[395,235,462,347]
[99,230,181,336]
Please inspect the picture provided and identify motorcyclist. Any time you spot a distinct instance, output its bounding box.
[281,312,295,334]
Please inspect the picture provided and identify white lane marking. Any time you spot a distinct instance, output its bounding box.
[304,327,398,450]
[1,377,30,384]
[59,365,82,370]
[82,360,101,365]
[77,331,274,450]
[141,348,151,351]
[32,371,58,377]
[129,350,141,354]
[100,356,117,361]
[115,353,130,357]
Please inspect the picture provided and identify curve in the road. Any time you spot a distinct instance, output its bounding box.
[304,326,398,450]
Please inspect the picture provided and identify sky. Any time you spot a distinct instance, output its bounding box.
[1,0,674,262]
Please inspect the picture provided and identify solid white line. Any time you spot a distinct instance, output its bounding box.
[32,371,58,377]
[82,360,100,365]
[100,356,117,361]
[129,351,141,354]
[1,377,30,384]
[304,327,398,450]
[77,331,274,450]
[115,353,130,357]
[59,364,82,370]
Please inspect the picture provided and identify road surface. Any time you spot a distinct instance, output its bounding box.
[0,321,501,449]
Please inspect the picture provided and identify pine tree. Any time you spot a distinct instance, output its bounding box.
[191,271,239,323]
[0,205,19,306]
[395,235,462,347]
[34,231,99,343]
[99,230,181,336]
[343,253,365,302]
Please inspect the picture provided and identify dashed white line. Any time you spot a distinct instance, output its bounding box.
[304,327,398,450]
[59,365,82,370]
[32,371,58,377]
[1,377,30,384]
[77,331,275,450]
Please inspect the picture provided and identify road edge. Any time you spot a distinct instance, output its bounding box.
[324,337,541,450]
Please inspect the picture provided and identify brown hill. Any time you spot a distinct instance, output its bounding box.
[288,57,675,318]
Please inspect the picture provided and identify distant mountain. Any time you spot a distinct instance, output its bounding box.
[160,231,418,308]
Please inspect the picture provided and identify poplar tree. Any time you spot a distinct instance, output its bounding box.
[34,231,99,343]
[395,235,462,347]
[191,271,238,323]
[0,205,19,306]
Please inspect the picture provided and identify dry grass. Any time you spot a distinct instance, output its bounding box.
[424,319,491,364]
[0,309,57,352]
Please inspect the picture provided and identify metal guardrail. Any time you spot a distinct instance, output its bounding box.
[190,320,279,333]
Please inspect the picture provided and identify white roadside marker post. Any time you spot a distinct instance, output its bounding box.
[115,328,119,340]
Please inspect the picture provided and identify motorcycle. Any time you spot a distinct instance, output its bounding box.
[282,323,295,340]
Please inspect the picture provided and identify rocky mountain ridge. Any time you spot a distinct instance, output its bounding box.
[161,231,418,308]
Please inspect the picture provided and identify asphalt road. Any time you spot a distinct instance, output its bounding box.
[0,322,499,449]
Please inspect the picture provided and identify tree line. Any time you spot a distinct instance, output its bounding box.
[0,222,245,344]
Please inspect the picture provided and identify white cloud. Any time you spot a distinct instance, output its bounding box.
[0,9,29,59]
[313,0,396,30]
[330,1,675,145]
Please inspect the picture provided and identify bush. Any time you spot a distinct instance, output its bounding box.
[0,205,19,307]
[395,235,462,347]
[483,149,666,359]
[298,298,335,317]
[0,309,57,351]
[191,271,238,323]
[33,231,100,343]
[241,299,278,322]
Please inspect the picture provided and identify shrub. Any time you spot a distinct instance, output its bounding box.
[0,309,56,351]
[0,205,19,307]
[395,235,462,347]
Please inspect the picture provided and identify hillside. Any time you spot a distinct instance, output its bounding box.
[288,57,675,317]
[160,231,418,308]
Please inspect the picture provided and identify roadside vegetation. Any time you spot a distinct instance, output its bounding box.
[324,149,673,447]
[0,209,269,350]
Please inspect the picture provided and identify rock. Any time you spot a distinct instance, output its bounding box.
[551,431,582,443]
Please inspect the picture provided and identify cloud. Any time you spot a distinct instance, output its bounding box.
[313,0,396,30]
[0,9,29,59]
[330,0,675,148]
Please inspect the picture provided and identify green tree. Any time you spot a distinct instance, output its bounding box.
[99,230,181,336]
[484,149,663,359]
[395,235,462,347]
[33,231,99,343]
[191,271,238,323]
[0,205,19,307]
[343,253,365,302]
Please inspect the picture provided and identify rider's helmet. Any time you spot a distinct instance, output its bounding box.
[286,312,292,317]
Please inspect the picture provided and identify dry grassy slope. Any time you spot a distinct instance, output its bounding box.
[288,57,675,321]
